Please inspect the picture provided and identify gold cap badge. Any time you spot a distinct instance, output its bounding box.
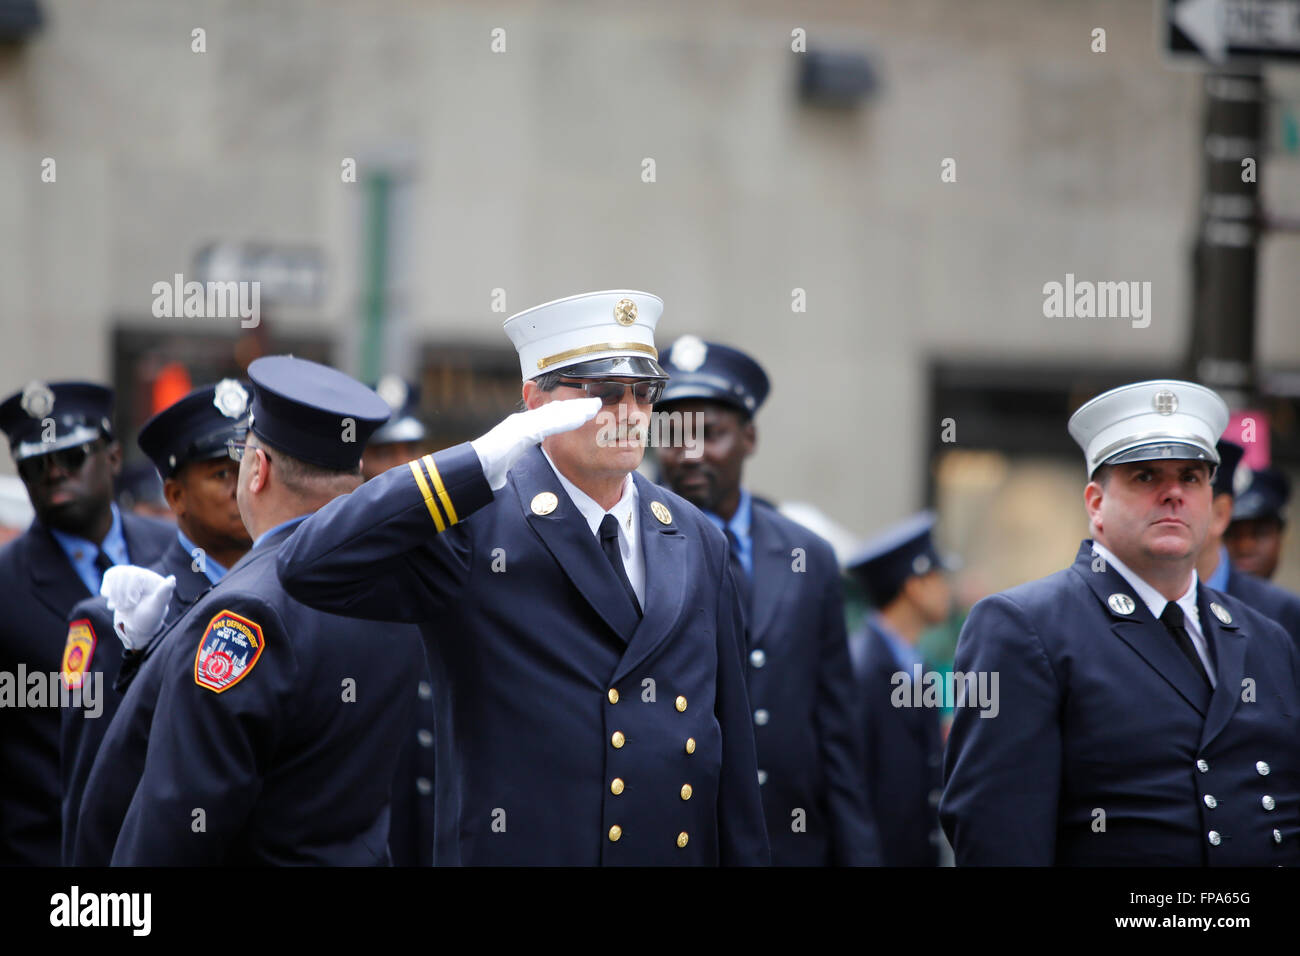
[651,501,672,525]
[531,492,558,516]
[614,297,638,327]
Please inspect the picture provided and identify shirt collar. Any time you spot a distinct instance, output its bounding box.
[1205,544,1231,593]
[1091,540,1201,629]
[703,488,752,543]
[176,528,229,583]
[253,514,310,551]
[540,447,639,540]
[872,612,923,672]
[50,502,129,566]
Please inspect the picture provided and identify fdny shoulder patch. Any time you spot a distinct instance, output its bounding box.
[61,618,97,690]
[194,609,265,693]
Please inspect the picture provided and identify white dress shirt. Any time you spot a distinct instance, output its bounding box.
[541,448,646,609]
[1092,541,1215,687]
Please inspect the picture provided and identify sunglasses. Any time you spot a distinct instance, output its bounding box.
[226,440,270,463]
[18,441,102,482]
[555,379,665,406]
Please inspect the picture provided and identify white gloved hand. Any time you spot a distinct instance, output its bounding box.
[100,565,177,650]
[470,396,603,491]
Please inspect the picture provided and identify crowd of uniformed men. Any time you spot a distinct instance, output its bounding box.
[0,289,1297,866]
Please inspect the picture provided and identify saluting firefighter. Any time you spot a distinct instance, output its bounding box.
[100,357,429,865]
[654,336,881,866]
[0,382,174,865]
[277,291,771,866]
[942,380,1300,866]
[60,380,253,864]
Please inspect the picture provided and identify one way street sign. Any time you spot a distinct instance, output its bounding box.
[1166,0,1300,64]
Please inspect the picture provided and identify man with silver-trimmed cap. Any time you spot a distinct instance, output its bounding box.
[1227,467,1293,581]
[61,380,254,864]
[103,357,430,864]
[278,291,771,865]
[0,381,174,865]
[845,512,951,867]
[656,336,880,866]
[941,380,1300,865]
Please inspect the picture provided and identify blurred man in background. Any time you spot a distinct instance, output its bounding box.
[0,381,174,865]
[366,374,436,866]
[656,336,879,866]
[1197,440,1300,648]
[943,380,1300,866]
[845,513,949,867]
[61,380,253,863]
[1225,467,1291,582]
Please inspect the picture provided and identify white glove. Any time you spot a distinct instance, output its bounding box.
[100,565,176,651]
[470,396,603,491]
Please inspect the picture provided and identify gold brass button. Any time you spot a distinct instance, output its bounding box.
[680,783,693,800]
[609,825,622,842]
[676,696,687,712]
[676,831,689,848]
[611,777,625,795]
[685,737,696,754]
[608,688,619,704]
[611,731,625,749]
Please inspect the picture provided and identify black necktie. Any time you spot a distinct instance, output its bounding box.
[599,514,641,617]
[93,548,114,590]
[1160,602,1211,688]
[725,527,752,619]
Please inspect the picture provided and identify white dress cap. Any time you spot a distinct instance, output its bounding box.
[502,290,665,381]
[1067,379,1229,477]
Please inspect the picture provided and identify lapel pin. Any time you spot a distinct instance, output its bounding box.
[1107,593,1136,615]
[650,501,672,525]
[1210,602,1232,625]
[530,492,558,516]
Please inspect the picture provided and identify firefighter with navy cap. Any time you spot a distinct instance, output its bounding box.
[277,291,770,865]
[1227,467,1293,582]
[655,336,881,866]
[1197,440,1300,650]
[942,379,1300,865]
[0,381,173,865]
[60,380,254,863]
[105,357,430,865]
[845,512,951,866]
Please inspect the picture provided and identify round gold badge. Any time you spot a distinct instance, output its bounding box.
[651,501,672,524]
[531,492,558,516]
[614,297,638,327]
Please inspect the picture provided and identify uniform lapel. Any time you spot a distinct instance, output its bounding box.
[746,505,793,650]
[510,446,640,643]
[610,475,687,685]
[1197,585,1246,749]
[25,521,91,619]
[867,622,930,744]
[1070,541,1210,717]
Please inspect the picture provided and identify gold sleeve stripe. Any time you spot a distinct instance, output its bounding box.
[408,459,446,532]
[422,454,459,526]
